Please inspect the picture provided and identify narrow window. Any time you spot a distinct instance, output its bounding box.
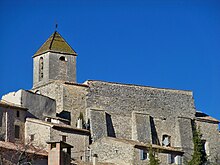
[175,155,182,165]
[140,149,148,160]
[167,154,175,164]
[39,57,44,80]
[15,125,20,139]
[162,135,171,147]
[16,111,20,118]
[62,135,67,142]
[30,134,34,141]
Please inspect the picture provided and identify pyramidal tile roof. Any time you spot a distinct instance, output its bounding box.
[33,31,77,57]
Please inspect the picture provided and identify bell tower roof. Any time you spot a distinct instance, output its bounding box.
[33,31,77,57]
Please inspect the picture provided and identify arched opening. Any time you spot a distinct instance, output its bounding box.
[39,57,43,81]
[59,56,67,62]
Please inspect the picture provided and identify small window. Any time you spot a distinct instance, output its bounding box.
[162,135,171,147]
[167,154,175,164]
[62,135,67,142]
[39,57,44,80]
[59,56,67,62]
[15,125,20,139]
[175,155,182,165]
[140,149,148,160]
[16,111,20,118]
[46,118,51,122]
[30,134,34,141]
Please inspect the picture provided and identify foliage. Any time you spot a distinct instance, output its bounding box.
[148,145,160,165]
[188,121,207,165]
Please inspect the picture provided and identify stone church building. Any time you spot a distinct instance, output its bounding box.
[0,31,219,165]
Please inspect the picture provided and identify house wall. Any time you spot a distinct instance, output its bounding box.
[50,128,90,161]
[2,90,56,120]
[196,120,220,164]
[86,81,195,147]
[0,106,26,144]
[0,147,47,165]
[25,120,51,148]
[32,82,88,126]
[91,138,134,165]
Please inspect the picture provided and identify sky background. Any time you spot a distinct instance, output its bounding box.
[0,0,220,120]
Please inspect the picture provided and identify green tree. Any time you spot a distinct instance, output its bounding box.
[188,121,207,165]
[148,145,160,165]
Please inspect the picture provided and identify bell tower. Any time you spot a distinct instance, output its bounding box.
[33,31,77,88]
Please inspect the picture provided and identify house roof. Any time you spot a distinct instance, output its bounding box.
[0,100,28,111]
[95,137,184,153]
[33,31,77,57]
[0,141,48,156]
[47,141,73,148]
[84,80,193,95]
[196,111,219,124]
[26,118,90,134]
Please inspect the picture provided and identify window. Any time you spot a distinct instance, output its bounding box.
[16,111,20,118]
[39,57,43,80]
[140,149,148,160]
[62,135,67,142]
[30,134,34,141]
[175,155,182,165]
[167,154,175,164]
[162,135,171,147]
[15,125,20,139]
[59,56,67,62]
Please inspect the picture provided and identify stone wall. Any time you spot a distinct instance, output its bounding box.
[0,105,26,144]
[25,119,51,148]
[196,120,220,163]
[33,52,77,88]
[22,90,56,119]
[2,90,56,120]
[32,82,64,113]
[91,137,134,165]
[32,82,88,126]
[89,109,107,142]
[0,107,6,141]
[175,117,193,161]
[132,111,152,143]
[33,53,50,88]
[50,127,90,160]
[85,81,196,145]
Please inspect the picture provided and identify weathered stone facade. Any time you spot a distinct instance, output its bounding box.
[25,118,90,160]
[1,30,219,165]
[0,101,27,144]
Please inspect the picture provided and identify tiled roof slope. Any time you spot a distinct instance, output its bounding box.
[33,31,77,57]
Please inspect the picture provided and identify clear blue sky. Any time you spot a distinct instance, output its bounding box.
[0,0,220,120]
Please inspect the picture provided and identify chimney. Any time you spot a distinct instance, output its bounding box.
[47,141,73,165]
[93,154,98,165]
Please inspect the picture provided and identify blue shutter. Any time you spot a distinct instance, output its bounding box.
[167,154,172,164]
[140,150,144,160]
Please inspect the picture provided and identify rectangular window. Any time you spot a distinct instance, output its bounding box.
[30,134,34,141]
[16,111,20,118]
[62,135,67,142]
[175,155,182,165]
[167,154,175,164]
[15,125,20,139]
[140,149,148,160]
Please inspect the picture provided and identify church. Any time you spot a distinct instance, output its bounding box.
[0,31,219,165]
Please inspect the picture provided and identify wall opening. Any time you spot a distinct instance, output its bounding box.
[39,57,44,81]
[162,134,171,147]
[59,56,67,62]
[15,125,20,139]
[16,111,20,118]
